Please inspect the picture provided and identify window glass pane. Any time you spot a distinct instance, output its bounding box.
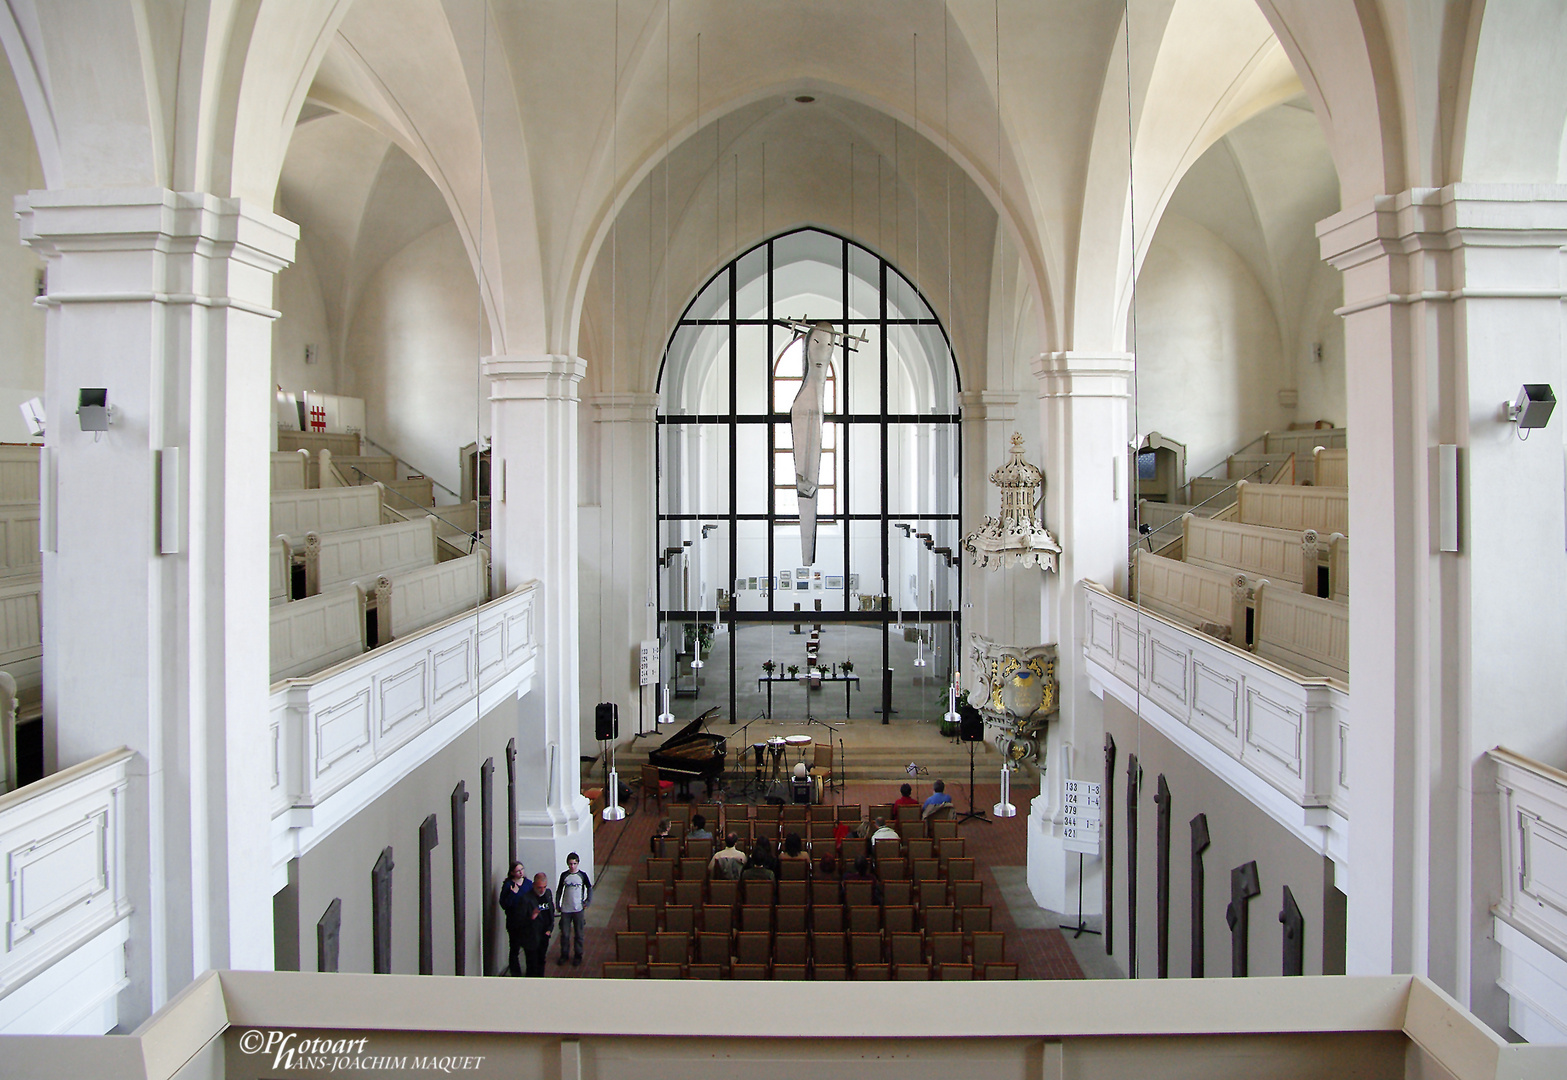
[733,518,770,612]
[849,519,884,606]
[736,424,768,514]
[845,323,881,415]
[847,422,880,516]
[887,423,959,517]
[736,322,769,414]
[685,266,730,322]
[848,245,880,319]
[734,245,767,318]
[661,322,729,414]
[772,230,843,322]
[885,263,935,323]
[886,322,954,415]
[663,423,730,516]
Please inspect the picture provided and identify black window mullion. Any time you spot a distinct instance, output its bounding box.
[880,255,891,723]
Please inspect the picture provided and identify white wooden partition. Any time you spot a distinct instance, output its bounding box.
[305,517,436,597]
[269,540,289,606]
[1228,452,1294,483]
[1237,479,1350,535]
[0,506,40,579]
[1491,747,1567,1041]
[278,429,359,456]
[1186,476,1236,506]
[0,446,39,503]
[1329,533,1349,600]
[269,588,365,682]
[376,550,489,643]
[0,748,132,1035]
[308,453,396,488]
[1183,516,1306,587]
[1314,447,1349,487]
[1254,582,1349,682]
[271,485,382,546]
[1266,427,1347,455]
[0,576,42,707]
[269,449,309,491]
[1134,549,1244,633]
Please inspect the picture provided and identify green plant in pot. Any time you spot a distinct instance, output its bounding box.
[786,664,801,679]
[841,659,854,675]
[682,621,716,655]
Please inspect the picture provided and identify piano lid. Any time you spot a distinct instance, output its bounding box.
[656,706,722,748]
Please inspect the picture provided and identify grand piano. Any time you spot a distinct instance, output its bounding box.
[648,707,727,797]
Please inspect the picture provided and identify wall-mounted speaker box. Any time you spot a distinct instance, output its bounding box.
[959,704,985,742]
[595,702,619,741]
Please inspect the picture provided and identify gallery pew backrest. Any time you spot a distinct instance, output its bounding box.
[306,517,437,597]
[269,586,365,683]
[373,550,490,643]
[272,485,383,547]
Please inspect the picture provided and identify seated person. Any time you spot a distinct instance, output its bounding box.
[649,817,674,856]
[741,838,777,882]
[779,831,809,866]
[709,832,747,879]
[841,854,882,905]
[816,853,838,878]
[687,813,713,840]
[922,778,953,818]
[869,816,900,843]
[892,782,919,810]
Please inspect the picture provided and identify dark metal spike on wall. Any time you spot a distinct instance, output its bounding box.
[1190,813,1211,978]
[419,814,439,976]
[1103,733,1117,956]
[371,846,394,975]
[1125,753,1143,978]
[506,739,518,865]
[1154,774,1172,978]
[480,757,495,977]
[451,781,469,976]
[1280,885,1305,976]
[317,897,341,973]
[1226,859,1261,977]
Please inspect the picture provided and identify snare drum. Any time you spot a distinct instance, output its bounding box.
[766,737,787,762]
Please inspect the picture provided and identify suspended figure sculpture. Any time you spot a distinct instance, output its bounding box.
[790,322,833,565]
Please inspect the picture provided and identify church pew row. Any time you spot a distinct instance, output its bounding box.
[1235,479,1348,535]
[271,485,382,546]
[1227,451,1295,484]
[269,587,365,683]
[0,504,40,580]
[1183,515,1348,598]
[310,449,397,488]
[278,429,360,457]
[1254,582,1349,682]
[1313,447,1348,487]
[270,538,290,606]
[305,517,436,597]
[1133,549,1242,637]
[271,448,310,491]
[0,575,41,712]
[373,550,489,643]
[1266,427,1346,457]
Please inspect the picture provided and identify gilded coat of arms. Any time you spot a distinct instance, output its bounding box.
[968,635,1060,772]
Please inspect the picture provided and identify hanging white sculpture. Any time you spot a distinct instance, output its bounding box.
[790,322,832,565]
[962,432,1062,571]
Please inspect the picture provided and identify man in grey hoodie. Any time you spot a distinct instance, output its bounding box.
[554,852,592,966]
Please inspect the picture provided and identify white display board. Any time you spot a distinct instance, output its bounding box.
[638,640,659,686]
[1063,779,1102,856]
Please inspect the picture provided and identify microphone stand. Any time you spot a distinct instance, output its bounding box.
[956,738,991,825]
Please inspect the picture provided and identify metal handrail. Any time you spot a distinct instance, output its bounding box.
[358,433,463,501]
[347,465,486,550]
[1178,431,1271,497]
[1130,461,1272,553]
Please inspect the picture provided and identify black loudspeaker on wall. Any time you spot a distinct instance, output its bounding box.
[959,703,985,742]
[594,702,619,741]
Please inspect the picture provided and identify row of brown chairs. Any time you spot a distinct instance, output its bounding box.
[648,799,958,840]
[614,928,1006,973]
[634,872,986,912]
[653,831,966,865]
[603,961,1017,981]
[628,902,995,938]
[642,852,975,889]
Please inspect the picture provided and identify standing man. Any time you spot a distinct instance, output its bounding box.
[520,872,556,976]
[498,861,527,976]
[555,853,592,967]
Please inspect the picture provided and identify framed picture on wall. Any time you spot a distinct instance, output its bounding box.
[748,577,758,590]
[826,576,844,590]
[780,570,792,588]
[848,574,860,593]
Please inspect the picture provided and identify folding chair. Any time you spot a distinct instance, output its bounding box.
[960,905,993,936]
[698,932,731,971]
[971,931,1006,968]
[674,879,704,907]
[739,904,773,934]
[773,963,808,980]
[775,933,809,967]
[853,963,890,980]
[889,932,925,969]
[811,904,843,935]
[702,904,734,934]
[983,962,1018,980]
[929,932,965,967]
[951,879,985,908]
[850,931,884,967]
[922,906,956,934]
[689,963,723,979]
[730,963,769,979]
[776,905,807,934]
[664,904,696,935]
[601,962,638,979]
[882,905,915,934]
[812,930,847,969]
[627,904,658,935]
[938,963,973,980]
[734,931,771,965]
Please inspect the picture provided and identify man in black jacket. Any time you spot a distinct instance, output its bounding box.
[520,872,556,976]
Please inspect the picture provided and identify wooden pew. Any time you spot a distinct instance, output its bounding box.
[1133,549,1245,637]
[270,538,291,606]
[271,486,382,546]
[305,517,437,596]
[0,505,41,580]
[270,587,366,683]
[310,450,397,488]
[372,550,490,643]
[1313,447,1348,488]
[0,445,40,503]
[1227,452,1294,484]
[271,449,310,491]
[1253,581,1348,682]
[1183,516,1306,588]
[1265,428,1346,456]
[1236,479,1348,535]
[278,430,360,456]
[0,575,42,711]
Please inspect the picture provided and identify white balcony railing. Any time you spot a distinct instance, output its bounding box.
[268,583,538,882]
[1081,581,1349,870]
[0,748,132,1034]
[1491,747,1567,1043]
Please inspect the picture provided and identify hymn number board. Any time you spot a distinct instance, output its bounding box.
[1062,779,1102,856]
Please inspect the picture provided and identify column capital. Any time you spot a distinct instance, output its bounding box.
[585,392,659,423]
[484,355,588,402]
[1031,353,1134,400]
[958,390,1021,421]
[1319,184,1567,270]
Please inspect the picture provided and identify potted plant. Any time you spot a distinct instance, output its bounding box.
[683,621,716,655]
[786,664,801,680]
[841,659,854,675]
[761,659,777,678]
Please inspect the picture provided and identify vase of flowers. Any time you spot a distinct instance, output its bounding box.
[762,660,777,678]
[786,664,801,680]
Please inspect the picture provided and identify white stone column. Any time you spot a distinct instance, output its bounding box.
[1318,185,1567,1029]
[17,189,295,1023]
[484,355,594,878]
[1026,353,1133,914]
[583,393,659,745]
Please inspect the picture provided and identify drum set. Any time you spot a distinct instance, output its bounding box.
[749,734,817,802]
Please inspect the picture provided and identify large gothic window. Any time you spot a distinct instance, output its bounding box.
[657,229,961,723]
